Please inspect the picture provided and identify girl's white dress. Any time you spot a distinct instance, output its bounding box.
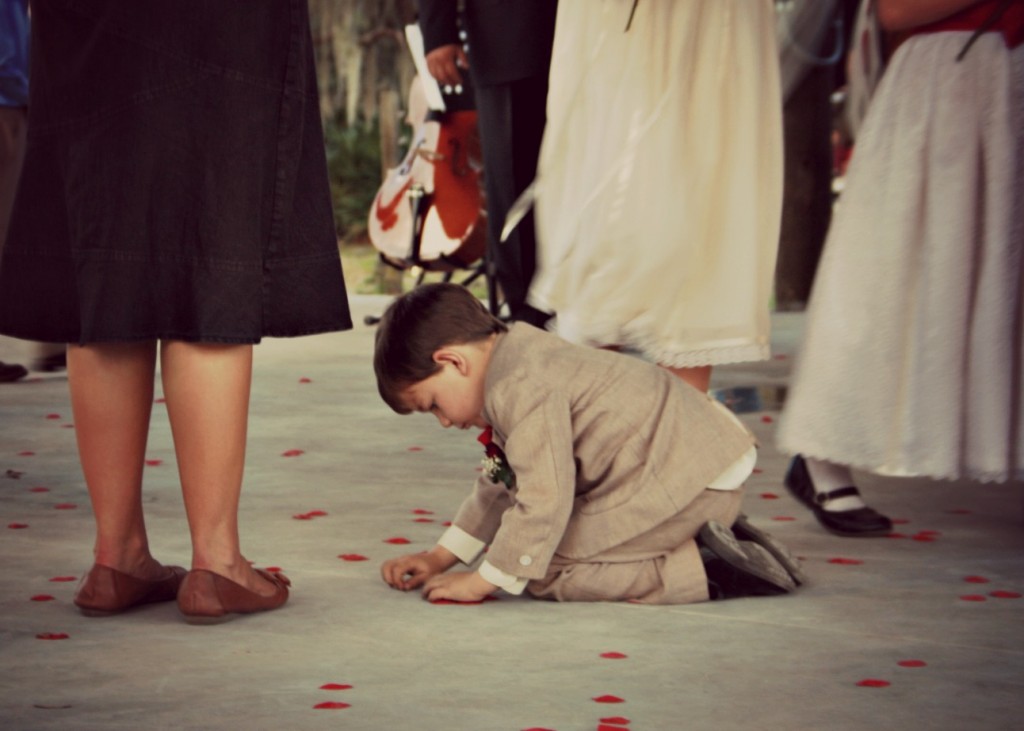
[778,31,1024,482]
[527,0,783,368]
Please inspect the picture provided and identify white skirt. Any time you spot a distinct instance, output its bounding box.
[777,33,1024,482]
[527,0,783,368]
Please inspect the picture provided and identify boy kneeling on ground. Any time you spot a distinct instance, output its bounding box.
[374,283,804,604]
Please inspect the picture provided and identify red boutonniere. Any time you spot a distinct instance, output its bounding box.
[477,426,516,490]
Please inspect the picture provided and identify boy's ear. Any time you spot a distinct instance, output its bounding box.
[432,347,470,375]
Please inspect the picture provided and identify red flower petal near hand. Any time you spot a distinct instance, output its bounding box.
[760,415,773,423]
[36,632,69,640]
[264,566,282,573]
[407,446,423,452]
[752,467,764,474]
[338,554,368,561]
[54,503,77,510]
[897,660,927,668]
[145,459,162,466]
[29,486,49,492]
[45,413,60,420]
[442,521,452,527]
[49,576,76,582]
[593,695,625,703]
[960,595,987,602]
[856,679,890,688]
[8,523,29,529]
[990,590,1022,599]
[282,449,305,457]
[600,652,628,659]
[319,683,353,690]
[412,509,434,515]
[964,576,990,583]
[759,492,779,499]
[31,594,55,602]
[313,701,350,709]
[600,718,631,726]
[772,516,796,521]
[828,557,863,565]
[384,537,411,544]
[299,377,312,383]
[18,451,35,456]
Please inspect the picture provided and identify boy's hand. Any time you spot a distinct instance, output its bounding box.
[422,571,497,603]
[381,547,457,591]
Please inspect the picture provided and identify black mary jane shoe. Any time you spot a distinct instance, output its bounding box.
[784,455,893,537]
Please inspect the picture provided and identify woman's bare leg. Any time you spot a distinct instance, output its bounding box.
[160,340,274,596]
[67,341,167,578]
[663,364,712,393]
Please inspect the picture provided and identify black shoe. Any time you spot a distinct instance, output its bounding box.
[0,361,29,383]
[784,455,893,537]
[31,351,66,373]
[699,521,796,599]
[731,513,807,585]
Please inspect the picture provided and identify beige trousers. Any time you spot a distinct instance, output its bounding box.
[527,488,743,605]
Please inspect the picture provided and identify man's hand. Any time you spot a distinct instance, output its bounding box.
[422,571,497,603]
[381,546,458,591]
[425,43,469,87]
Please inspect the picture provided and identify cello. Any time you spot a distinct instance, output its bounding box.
[367,74,486,273]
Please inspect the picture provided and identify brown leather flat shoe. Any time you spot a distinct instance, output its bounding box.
[74,563,188,617]
[177,568,290,625]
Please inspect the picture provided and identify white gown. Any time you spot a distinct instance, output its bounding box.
[527,0,784,368]
[778,32,1024,482]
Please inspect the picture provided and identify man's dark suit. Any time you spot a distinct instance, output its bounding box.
[417,0,557,324]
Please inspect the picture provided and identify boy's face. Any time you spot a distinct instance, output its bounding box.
[402,349,487,430]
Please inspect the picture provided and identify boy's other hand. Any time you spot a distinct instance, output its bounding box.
[422,571,497,603]
[381,547,456,591]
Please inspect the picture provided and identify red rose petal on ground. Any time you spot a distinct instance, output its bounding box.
[521,728,557,731]
[990,590,1022,599]
[897,660,927,668]
[45,413,60,420]
[306,510,327,517]
[442,521,452,527]
[828,557,863,565]
[319,683,353,690]
[772,516,796,521]
[49,576,76,582]
[413,518,434,523]
[299,377,312,383]
[600,718,631,726]
[313,701,350,709]
[752,468,764,474]
[292,513,314,520]
[282,449,305,457]
[384,537,411,544]
[264,566,282,573]
[759,492,779,499]
[18,451,35,456]
[960,595,987,602]
[338,554,368,561]
[54,503,77,510]
[593,695,625,703]
[8,523,29,529]
[407,446,423,452]
[412,509,434,515]
[600,652,628,659]
[31,594,55,601]
[145,459,162,466]
[36,632,69,640]
[761,415,774,423]
[29,486,50,492]
[964,576,990,583]
[856,679,890,688]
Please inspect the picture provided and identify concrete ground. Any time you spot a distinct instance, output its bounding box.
[1,296,1022,731]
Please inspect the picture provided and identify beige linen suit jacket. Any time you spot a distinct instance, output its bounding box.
[452,324,755,581]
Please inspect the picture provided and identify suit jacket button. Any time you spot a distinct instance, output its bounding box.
[518,555,533,567]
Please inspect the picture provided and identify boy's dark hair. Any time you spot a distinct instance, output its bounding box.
[374,283,507,414]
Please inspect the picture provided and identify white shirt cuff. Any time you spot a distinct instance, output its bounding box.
[708,446,757,490]
[478,560,529,595]
[437,525,486,565]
